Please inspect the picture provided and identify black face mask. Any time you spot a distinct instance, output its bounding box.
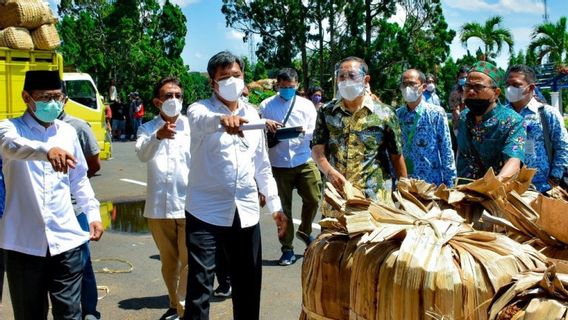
[465,98,492,116]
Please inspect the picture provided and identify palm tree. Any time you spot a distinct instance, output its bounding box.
[460,16,514,61]
[529,17,567,64]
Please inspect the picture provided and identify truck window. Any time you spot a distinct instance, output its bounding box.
[65,80,97,110]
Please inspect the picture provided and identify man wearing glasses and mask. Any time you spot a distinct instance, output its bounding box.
[0,70,103,319]
[182,51,287,320]
[259,68,321,266]
[135,77,190,320]
[396,69,456,187]
[312,56,407,201]
[456,61,526,182]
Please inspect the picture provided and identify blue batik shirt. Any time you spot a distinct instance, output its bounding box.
[422,90,441,106]
[507,98,568,192]
[457,104,526,180]
[396,101,456,186]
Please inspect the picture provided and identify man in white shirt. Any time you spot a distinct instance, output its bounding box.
[259,68,321,266]
[0,70,103,319]
[182,51,287,320]
[136,76,190,320]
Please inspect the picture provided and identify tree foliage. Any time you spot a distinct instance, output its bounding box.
[529,17,568,65]
[58,0,210,115]
[460,15,514,61]
[222,0,455,107]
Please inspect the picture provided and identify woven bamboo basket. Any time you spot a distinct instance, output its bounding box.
[0,26,33,50]
[0,0,56,29]
[31,23,59,50]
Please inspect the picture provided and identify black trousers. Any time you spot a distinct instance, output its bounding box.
[183,211,262,320]
[5,246,83,320]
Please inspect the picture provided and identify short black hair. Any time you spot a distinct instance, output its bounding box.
[337,56,369,75]
[400,69,426,84]
[308,86,323,96]
[425,73,436,82]
[207,51,244,79]
[458,66,469,76]
[506,64,536,84]
[153,76,182,98]
[276,68,298,83]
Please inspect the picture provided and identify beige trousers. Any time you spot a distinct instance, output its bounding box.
[148,218,188,315]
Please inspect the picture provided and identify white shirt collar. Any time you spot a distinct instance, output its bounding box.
[525,97,541,114]
[210,94,244,114]
[23,111,58,134]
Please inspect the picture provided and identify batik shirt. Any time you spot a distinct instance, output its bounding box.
[396,101,456,186]
[457,104,526,180]
[507,98,568,192]
[312,95,403,199]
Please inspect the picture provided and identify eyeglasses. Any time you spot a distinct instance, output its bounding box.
[336,70,365,81]
[32,93,66,102]
[162,92,183,100]
[463,83,496,92]
[399,82,420,89]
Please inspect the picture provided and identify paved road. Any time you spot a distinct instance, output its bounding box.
[1,141,317,320]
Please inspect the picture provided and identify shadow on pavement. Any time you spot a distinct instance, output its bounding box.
[149,254,160,261]
[118,295,169,310]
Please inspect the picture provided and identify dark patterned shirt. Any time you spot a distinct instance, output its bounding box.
[312,95,403,199]
[457,104,526,180]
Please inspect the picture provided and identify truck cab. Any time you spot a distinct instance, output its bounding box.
[63,72,111,160]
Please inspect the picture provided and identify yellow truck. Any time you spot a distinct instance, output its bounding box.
[0,48,111,159]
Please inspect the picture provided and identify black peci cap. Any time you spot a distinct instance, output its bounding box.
[23,70,63,92]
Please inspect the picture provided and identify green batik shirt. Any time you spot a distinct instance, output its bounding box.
[312,95,403,200]
[456,104,526,180]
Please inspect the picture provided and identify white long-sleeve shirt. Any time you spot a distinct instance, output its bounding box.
[259,94,317,168]
[186,94,282,228]
[135,115,191,219]
[0,112,100,257]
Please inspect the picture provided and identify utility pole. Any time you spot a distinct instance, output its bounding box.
[247,20,256,66]
[543,0,549,22]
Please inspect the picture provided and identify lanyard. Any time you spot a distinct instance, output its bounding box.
[405,107,423,151]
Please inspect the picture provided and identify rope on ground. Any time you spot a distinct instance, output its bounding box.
[92,257,134,274]
[96,285,110,300]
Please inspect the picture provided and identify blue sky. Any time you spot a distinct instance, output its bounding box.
[48,0,567,72]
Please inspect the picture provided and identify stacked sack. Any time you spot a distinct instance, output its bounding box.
[0,0,60,50]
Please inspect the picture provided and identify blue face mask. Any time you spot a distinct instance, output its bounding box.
[34,99,64,123]
[458,78,466,86]
[279,87,296,101]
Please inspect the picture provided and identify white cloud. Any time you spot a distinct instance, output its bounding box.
[446,0,544,14]
[194,52,203,59]
[510,27,533,50]
[226,29,245,41]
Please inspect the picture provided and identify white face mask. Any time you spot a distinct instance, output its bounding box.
[426,83,436,92]
[505,85,528,103]
[161,98,182,117]
[401,86,421,103]
[216,77,244,102]
[338,79,365,101]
